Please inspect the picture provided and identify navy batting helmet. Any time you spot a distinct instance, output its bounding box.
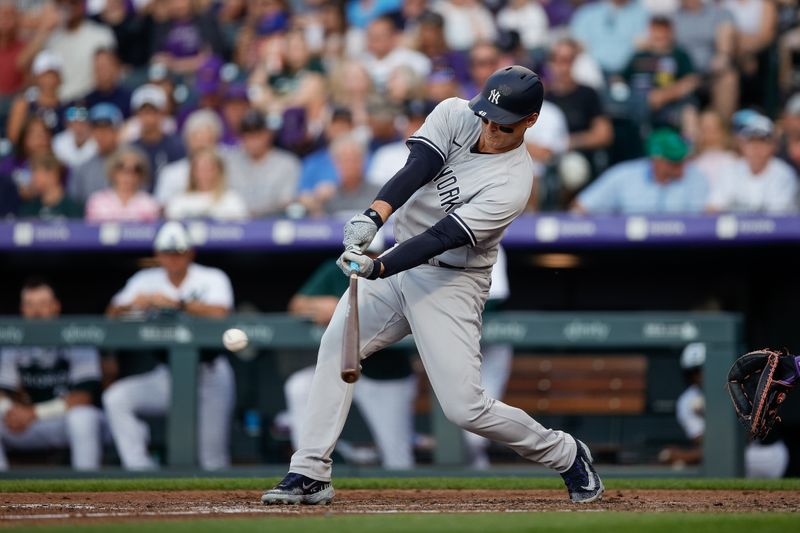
[468,66,544,125]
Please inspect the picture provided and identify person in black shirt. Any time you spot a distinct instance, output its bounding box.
[546,38,613,186]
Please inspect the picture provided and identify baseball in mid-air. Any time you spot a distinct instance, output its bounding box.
[222,328,249,352]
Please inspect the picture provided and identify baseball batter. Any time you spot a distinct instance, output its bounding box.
[262,66,604,505]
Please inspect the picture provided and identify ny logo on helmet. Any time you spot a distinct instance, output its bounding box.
[488,89,501,104]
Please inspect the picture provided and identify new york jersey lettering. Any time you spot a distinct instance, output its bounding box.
[433,167,462,213]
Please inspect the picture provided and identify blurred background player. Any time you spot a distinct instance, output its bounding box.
[102,221,235,470]
[659,342,789,478]
[283,232,417,470]
[0,278,103,471]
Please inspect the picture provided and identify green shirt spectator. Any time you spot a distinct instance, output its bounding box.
[18,153,83,220]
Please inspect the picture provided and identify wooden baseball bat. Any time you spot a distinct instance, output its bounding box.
[340,261,361,383]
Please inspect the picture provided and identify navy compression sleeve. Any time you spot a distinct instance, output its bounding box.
[373,140,444,210]
[371,215,472,278]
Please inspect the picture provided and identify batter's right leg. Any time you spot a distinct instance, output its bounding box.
[263,276,411,505]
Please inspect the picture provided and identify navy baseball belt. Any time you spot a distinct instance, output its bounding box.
[427,258,491,270]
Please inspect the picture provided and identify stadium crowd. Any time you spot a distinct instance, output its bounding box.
[0,0,799,220]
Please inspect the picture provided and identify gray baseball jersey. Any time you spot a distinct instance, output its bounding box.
[287,98,579,483]
[397,97,534,268]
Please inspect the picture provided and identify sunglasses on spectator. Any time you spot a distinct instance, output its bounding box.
[115,163,144,175]
[476,114,517,134]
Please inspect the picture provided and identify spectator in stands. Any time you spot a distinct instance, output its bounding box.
[233,0,291,70]
[303,134,380,217]
[0,172,19,217]
[673,0,738,120]
[165,148,248,221]
[367,99,431,186]
[94,0,154,69]
[366,95,403,158]
[659,343,789,478]
[130,84,186,187]
[68,103,124,205]
[722,0,777,109]
[329,60,375,127]
[0,1,35,101]
[707,114,799,214]
[0,278,103,471]
[43,0,117,102]
[295,106,355,212]
[283,234,418,469]
[524,100,569,210]
[415,10,470,87]
[53,106,98,171]
[347,0,401,30]
[572,128,708,214]
[104,221,236,470]
[150,0,228,75]
[84,145,160,223]
[385,64,427,107]
[461,41,501,98]
[425,67,462,102]
[360,15,431,90]
[19,154,82,220]
[496,0,549,58]
[778,93,800,176]
[6,50,65,144]
[84,48,133,118]
[569,0,649,75]
[3,115,55,202]
[219,82,251,146]
[546,38,614,178]
[155,109,224,206]
[621,16,700,138]
[224,109,300,217]
[692,110,738,190]
[436,0,497,53]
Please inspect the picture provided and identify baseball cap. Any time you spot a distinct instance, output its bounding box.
[404,99,435,119]
[785,93,800,116]
[154,221,193,253]
[646,129,689,162]
[224,82,249,102]
[240,109,268,132]
[32,50,62,76]
[131,84,167,112]
[468,65,544,125]
[65,106,89,122]
[680,342,706,370]
[89,103,123,127]
[738,114,774,139]
[197,56,223,96]
[148,62,171,82]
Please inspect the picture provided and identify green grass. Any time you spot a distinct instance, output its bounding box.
[1,477,799,493]
[4,513,796,533]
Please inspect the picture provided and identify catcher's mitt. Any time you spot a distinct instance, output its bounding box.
[726,350,800,440]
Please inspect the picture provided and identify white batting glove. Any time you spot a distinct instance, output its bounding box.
[337,247,376,278]
[343,213,379,251]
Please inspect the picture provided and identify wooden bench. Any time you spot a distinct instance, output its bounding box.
[415,354,647,415]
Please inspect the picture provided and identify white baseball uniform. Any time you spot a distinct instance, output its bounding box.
[0,346,103,470]
[676,384,788,478]
[290,98,577,481]
[102,263,236,470]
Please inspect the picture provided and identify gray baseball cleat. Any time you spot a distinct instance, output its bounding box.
[560,440,604,503]
[261,473,334,505]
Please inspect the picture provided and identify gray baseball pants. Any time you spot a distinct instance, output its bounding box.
[289,264,577,480]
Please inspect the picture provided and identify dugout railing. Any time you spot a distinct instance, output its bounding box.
[0,312,743,476]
